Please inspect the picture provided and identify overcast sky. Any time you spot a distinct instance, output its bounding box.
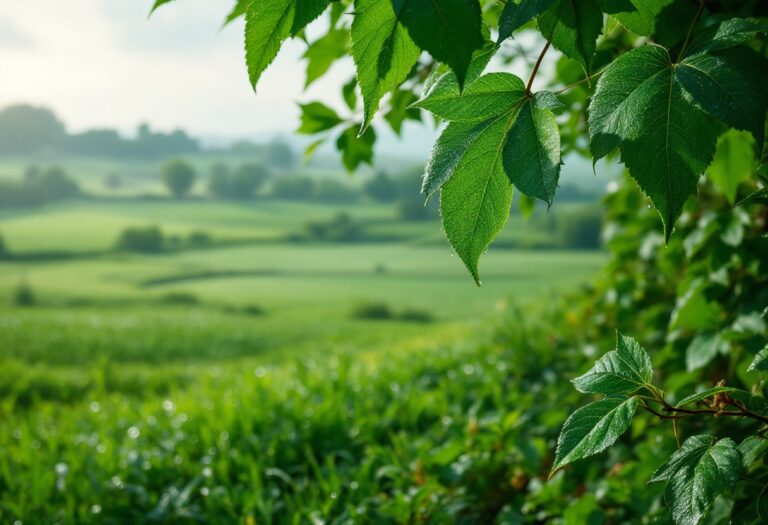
[0,0,354,140]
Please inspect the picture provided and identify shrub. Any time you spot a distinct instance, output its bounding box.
[304,213,363,242]
[159,292,199,305]
[13,282,35,307]
[187,231,211,248]
[364,172,398,202]
[350,301,393,320]
[397,308,433,323]
[270,176,315,200]
[161,158,196,198]
[117,226,164,253]
[241,304,265,316]
[0,233,6,258]
[313,179,359,203]
[554,206,603,250]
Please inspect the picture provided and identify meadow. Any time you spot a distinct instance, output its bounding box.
[0,157,606,523]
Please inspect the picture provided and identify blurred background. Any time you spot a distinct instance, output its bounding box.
[0,1,613,522]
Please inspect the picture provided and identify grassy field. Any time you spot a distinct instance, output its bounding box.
[0,180,606,523]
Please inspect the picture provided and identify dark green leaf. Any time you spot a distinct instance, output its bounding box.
[670,279,720,331]
[707,130,758,205]
[588,45,718,238]
[739,436,768,468]
[298,102,344,134]
[551,395,638,474]
[538,0,603,73]
[413,73,527,122]
[291,0,331,35]
[748,345,768,372]
[650,435,742,525]
[498,0,556,42]
[502,98,561,205]
[304,29,349,88]
[336,124,376,171]
[572,333,653,395]
[342,78,358,111]
[674,386,741,408]
[439,113,515,285]
[678,46,768,149]
[351,0,421,131]
[400,0,485,87]
[685,18,767,56]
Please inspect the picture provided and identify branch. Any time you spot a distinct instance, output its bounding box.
[526,41,551,95]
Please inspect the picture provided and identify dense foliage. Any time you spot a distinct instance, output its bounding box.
[146,0,768,523]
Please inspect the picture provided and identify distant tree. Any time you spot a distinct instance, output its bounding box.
[34,166,81,201]
[266,139,295,170]
[230,140,264,155]
[270,176,315,200]
[0,233,6,258]
[230,163,270,199]
[117,226,164,253]
[13,282,35,307]
[555,206,603,250]
[314,179,359,203]
[0,105,66,154]
[104,172,123,190]
[161,159,196,198]
[364,172,398,202]
[208,163,231,198]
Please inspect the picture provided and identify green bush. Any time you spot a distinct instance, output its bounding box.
[554,205,603,250]
[350,301,393,320]
[158,292,199,305]
[397,308,433,323]
[303,212,363,242]
[116,226,164,253]
[161,158,196,198]
[13,282,35,307]
[270,175,315,200]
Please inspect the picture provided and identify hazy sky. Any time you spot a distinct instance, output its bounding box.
[0,0,352,139]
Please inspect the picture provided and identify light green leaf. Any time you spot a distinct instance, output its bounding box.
[498,0,556,42]
[538,0,603,73]
[351,0,421,132]
[678,46,768,149]
[149,0,175,15]
[298,102,343,134]
[707,130,758,204]
[588,45,718,238]
[439,113,517,285]
[685,18,767,56]
[245,1,293,90]
[551,395,638,474]
[303,29,349,88]
[572,333,653,395]
[748,345,768,372]
[674,386,741,408]
[336,124,376,171]
[670,279,720,331]
[413,73,527,123]
[650,435,742,525]
[223,0,251,26]
[291,0,331,35]
[384,89,420,135]
[686,332,727,372]
[502,98,561,205]
[400,0,485,87]
[342,78,358,111]
[606,0,673,36]
[739,436,768,468]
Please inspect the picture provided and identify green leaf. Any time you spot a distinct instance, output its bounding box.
[400,0,485,88]
[304,29,349,88]
[606,0,674,36]
[223,0,251,26]
[707,130,758,205]
[538,0,603,73]
[588,45,718,238]
[685,18,767,56]
[413,73,527,123]
[685,332,727,372]
[298,102,344,134]
[384,89,420,135]
[342,78,358,111]
[439,113,516,285]
[245,1,293,90]
[677,46,768,149]
[670,279,720,331]
[748,345,768,372]
[572,333,653,395]
[674,386,741,408]
[498,0,556,42]
[502,97,561,205]
[551,395,638,474]
[336,124,376,171]
[351,0,421,132]
[650,435,742,525]
[149,0,176,15]
[290,0,331,35]
[739,436,768,468]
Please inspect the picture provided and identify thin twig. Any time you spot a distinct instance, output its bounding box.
[526,41,551,95]
[677,0,706,61]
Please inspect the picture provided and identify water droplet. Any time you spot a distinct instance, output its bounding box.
[127,427,140,439]
[55,463,69,476]
[90,505,102,514]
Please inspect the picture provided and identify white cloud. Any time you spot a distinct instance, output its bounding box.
[0,0,347,138]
